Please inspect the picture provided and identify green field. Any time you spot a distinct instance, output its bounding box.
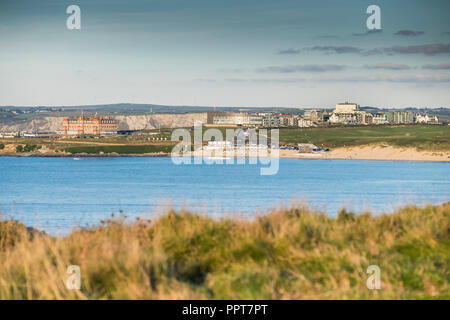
[279,125,450,150]
[0,203,448,299]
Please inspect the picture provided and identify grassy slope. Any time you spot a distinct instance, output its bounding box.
[279,125,450,150]
[0,203,448,299]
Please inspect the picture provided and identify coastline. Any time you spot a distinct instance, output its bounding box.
[1,144,449,162]
[278,145,450,162]
[0,152,171,158]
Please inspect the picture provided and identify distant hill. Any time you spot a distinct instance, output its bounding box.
[0,103,307,116]
[1,103,449,124]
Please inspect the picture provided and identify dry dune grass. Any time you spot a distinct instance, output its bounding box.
[0,203,449,300]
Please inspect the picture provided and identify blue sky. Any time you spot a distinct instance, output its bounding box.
[1,0,450,108]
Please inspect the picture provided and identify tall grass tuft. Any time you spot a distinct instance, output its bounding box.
[0,203,448,299]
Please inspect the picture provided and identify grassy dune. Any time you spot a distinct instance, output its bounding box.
[0,203,449,300]
[279,125,450,150]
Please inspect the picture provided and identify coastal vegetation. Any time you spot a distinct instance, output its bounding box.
[63,144,174,155]
[15,144,41,153]
[280,125,450,150]
[191,124,450,151]
[1,125,449,155]
[0,203,448,299]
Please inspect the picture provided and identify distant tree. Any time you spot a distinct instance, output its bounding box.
[16,145,23,152]
[23,144,32,152]
[0,143,4,150]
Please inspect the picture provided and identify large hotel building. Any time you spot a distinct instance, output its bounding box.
[61,116,118,135]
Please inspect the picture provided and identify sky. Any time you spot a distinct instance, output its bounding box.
[0,0,450,108]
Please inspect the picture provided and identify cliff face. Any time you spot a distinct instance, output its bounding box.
[0,113,207,132]
[0,117,62,132]
[115,113,207,130]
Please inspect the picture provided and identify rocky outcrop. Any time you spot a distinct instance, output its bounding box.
[0,117,62,132]
[115,113,207,130]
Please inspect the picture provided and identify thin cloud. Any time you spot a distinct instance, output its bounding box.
[223,74,450,84]
[195,78,217,83]
[305,45,362,54]
[366,43,450,56]
[317,74,450,83]
[316,35,340,39]
[277,48,301,55]
[216,68,246,73]
[364,63,410,70]
[353,29,383,36]
[305,44,450,56]
[225,78,306,83]
[257,64,347,73]
[395,30,425,36]
[422,63,450,70]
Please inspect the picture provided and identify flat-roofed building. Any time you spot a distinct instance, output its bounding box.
[207,111,263,126]
[262,114,281,127]
[415,114,439,124]
[279,114,299,127]
[372,113,388,125]
[207,111,314,128]
[298,119,313,127]
[303,109,323,123]
[357,112,373,125]
[335,102,360,113]
[385,111,414,124]
[62,116,117,135]
[330,102,376,125]
[329,112,358,125]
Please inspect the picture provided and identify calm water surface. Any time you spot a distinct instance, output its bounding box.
[0,157,448,234]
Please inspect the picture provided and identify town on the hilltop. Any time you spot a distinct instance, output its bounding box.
[206,102,440,128]
[0,102,445,138]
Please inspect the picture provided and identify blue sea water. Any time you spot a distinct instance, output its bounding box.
[0,156,448,234]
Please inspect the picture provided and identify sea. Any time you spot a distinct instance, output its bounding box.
[0,156,448,234]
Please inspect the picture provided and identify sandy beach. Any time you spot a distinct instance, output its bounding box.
[279,145,450,162]
[194,144,450,162]
[2,143,450,161]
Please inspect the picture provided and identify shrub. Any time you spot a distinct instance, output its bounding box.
[64,145,173,154]
[15,144,41,153]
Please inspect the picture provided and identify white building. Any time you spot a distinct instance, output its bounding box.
[262,115,281,127]
[0,132,19,138]
[329,112,358,125]
[204,140,234,150]
[372,113,388,125]
[330,102,367,125]
[415,114,439,124]
[297,119,313,127]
